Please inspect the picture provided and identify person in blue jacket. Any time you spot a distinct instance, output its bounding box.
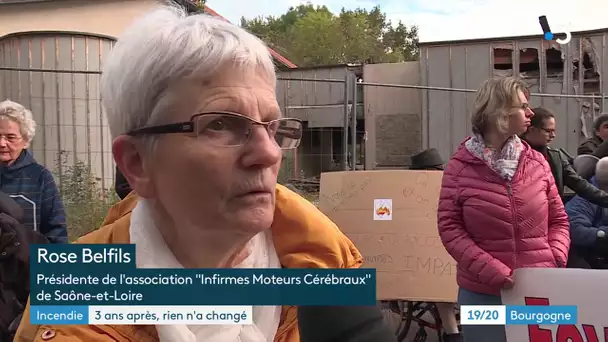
[565,157,608,268]
[0,100,67,244]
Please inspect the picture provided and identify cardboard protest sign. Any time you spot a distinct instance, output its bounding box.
[502,268,608,341]
[319,170,457,302]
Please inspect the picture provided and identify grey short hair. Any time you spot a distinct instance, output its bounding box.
[100,5,276,139]
[596,157,608,189]
[0,99,36,143]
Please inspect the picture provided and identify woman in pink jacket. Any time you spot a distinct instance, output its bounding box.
[437,76,570,342]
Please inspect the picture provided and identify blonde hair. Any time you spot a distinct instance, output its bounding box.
[471,76,528,136]
[0,99,36,143]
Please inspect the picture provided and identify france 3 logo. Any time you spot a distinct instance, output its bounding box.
[539,15,572,45]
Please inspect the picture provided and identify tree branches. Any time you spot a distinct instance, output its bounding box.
[241,4,419,67]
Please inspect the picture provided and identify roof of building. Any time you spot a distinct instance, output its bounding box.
[174,0,297,68]
[0,0,54,3]
[419,26,608,47]
[201,4,297,68]
[0,0,297,69]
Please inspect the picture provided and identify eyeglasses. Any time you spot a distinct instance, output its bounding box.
[126,111,303,149]
[0,134,22,143]
[540,127,556,135]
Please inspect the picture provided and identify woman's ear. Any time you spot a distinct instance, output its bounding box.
[113,136,156,198]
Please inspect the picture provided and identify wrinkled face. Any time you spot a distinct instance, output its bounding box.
[0,117,27,164]
[527,117,556,147]
[119,66,282,235]
[597,121,608,140]
[507,90,535,136]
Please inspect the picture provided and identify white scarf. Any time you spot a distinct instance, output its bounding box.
[129,199,282,342]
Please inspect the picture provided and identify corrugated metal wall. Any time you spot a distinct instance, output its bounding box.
[277,66,350,128]
[420,32,608,160]
[0,32,115,189]
[276,66,355,178]
[362,62,422,169]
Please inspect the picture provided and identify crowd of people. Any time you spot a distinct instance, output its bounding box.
[0,3,607,342]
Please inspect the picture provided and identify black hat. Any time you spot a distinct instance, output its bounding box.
[410,148,445,170]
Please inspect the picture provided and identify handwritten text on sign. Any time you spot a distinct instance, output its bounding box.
[319,170,457,302]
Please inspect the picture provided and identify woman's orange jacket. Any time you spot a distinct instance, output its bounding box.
[15,184,362,341]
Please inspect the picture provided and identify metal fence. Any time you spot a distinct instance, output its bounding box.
[0,66,115,191]
[0,33,115,191]
[3,33,607,194]
[0,63,118,240]
[277,74,608,189]
[364,80,607,167]
[276,73,364,188]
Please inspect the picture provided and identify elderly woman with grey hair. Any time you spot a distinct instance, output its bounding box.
[15,4,363,342]
[0,100,67,244]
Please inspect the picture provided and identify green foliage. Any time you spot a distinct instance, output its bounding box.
[55,152,119,242]
[241,4,419,67]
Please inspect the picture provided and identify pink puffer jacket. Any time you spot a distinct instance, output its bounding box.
[437,138,570,295]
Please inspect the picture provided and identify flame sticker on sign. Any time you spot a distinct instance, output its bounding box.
[373,199,393,221]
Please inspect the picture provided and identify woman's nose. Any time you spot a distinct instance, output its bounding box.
[526,108,535,117]
[240,126,282,168]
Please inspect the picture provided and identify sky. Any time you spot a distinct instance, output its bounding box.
[205,0,608,43]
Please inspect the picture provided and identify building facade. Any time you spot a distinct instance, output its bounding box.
[420,29,608,160]
[0,0,296,188]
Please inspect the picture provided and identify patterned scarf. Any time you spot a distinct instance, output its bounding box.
[465,133,524,181]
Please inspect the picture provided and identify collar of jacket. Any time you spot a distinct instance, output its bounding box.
[0,149,36,176]
[543,147,567,196]
[16,184,363,342]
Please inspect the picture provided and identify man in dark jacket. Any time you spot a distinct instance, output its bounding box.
[522,107,608,207]
[0,191,48,340]
[578,114,608,155]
